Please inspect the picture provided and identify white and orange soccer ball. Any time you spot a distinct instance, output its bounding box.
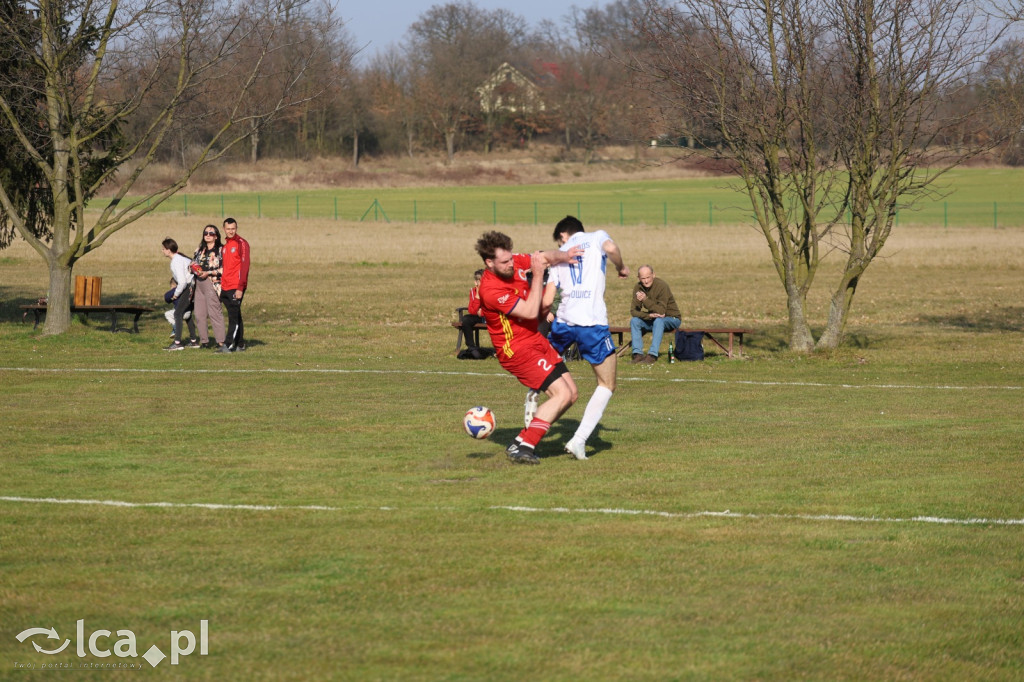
[463,406,496,439]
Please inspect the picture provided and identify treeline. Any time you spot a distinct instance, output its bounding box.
[129,0,1024,167]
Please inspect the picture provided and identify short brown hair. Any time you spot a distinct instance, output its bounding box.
[474,231,513,262]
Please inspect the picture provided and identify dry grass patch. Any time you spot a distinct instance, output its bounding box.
[95,145,726,197]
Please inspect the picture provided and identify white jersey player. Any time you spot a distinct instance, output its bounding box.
[537,216,628,460]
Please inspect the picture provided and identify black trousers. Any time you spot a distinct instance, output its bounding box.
[220,289,244,348]
[460,313,483,348]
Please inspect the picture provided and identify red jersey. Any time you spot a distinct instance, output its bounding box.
[478,253,540,360]
[221,234,250,291]
[467,286,481,316]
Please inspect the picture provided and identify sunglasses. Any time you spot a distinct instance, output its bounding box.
[204,231,217,236]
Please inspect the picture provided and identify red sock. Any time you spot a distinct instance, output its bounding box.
[518,419,551,448]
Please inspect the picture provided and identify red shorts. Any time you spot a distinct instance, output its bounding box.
[498,333,565,391]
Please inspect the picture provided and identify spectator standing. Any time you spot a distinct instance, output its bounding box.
[218,218,250,353]
[192,224,226,349]
[629,265,681,363]
[544,216,629,460]
[163,280,193,333]
[161,238,198,351]
[475,231,582,464]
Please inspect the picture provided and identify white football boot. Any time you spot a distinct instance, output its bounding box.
[564,438,587,461]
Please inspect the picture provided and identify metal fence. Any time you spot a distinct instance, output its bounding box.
[125,194,1024,228]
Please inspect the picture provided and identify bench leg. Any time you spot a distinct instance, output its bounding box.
[132,312,142,333]
[108,311,119,332]
[33,309,43,329]
[614,331,630,357]
[703,332,728,357]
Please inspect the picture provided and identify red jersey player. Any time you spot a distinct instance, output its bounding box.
[474,231,582,464]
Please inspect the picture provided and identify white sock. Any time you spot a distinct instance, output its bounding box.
[573,386,613,444]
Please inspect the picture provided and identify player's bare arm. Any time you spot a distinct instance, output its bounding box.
[542,280,557,313]
[536,245,583,267]
[604,240,629,278]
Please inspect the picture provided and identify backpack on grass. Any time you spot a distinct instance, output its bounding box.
[674,330,704,361]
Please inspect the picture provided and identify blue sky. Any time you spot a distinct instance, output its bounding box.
[341,0,589,63]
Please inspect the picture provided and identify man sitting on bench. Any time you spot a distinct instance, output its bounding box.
[457,269,491,359]
[629,265,681,364]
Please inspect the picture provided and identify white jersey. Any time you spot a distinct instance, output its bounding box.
[550,230,611,327]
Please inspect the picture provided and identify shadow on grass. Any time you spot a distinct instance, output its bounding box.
[742,326,788,353]
[736,326,899,352]
[546,419,620,460]
[0,285,261,341]
[1,285,164,324]
[468,417,595,461]
[0,285,47,324]
[921,308,1024,333]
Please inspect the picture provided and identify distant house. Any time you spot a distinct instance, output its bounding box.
[477,62,546,115]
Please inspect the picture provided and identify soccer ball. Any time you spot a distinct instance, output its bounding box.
[463,406,496,439]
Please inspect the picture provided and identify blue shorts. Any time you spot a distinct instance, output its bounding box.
[549,321,616,365]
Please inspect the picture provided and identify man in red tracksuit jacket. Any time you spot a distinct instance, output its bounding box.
[218,218,250,353]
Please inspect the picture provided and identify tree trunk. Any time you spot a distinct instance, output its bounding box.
[43,260,73,335]
[250,125,259,164]
[816,274,860,351]
[445,130,455,164]
[785,282,815,353]
[352,129,359,169]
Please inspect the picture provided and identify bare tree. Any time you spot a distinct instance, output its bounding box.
[337,67,372,167]
[365,48,422,158]
[406,1,527,163]
[229,0,339,163]
[977,39,1024,164]
[284,22,356,160]
[541,1,648,163]
[555,50,620,162]
[0,0,339,334]
[630,0,1019,351]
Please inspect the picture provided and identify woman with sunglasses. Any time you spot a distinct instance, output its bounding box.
[191,225,226,349]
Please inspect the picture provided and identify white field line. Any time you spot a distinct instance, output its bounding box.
[1,366,1021,392]
[1,496,1021,527]
[0,496,343,512]
[491,506,1024,526]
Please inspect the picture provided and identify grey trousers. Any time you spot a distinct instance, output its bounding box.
[193,277,225,345]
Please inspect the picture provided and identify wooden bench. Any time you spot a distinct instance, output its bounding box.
[615,327,752,359]
[452,318,627,353]
[451,308,749,359]
[695,328,752,359]
[21,304,154,333]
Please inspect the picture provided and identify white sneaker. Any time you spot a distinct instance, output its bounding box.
[524,390,539,428]
[564,438,587,460]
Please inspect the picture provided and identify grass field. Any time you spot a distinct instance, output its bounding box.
[1,205,1023,679]
[115,166,1024,228]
